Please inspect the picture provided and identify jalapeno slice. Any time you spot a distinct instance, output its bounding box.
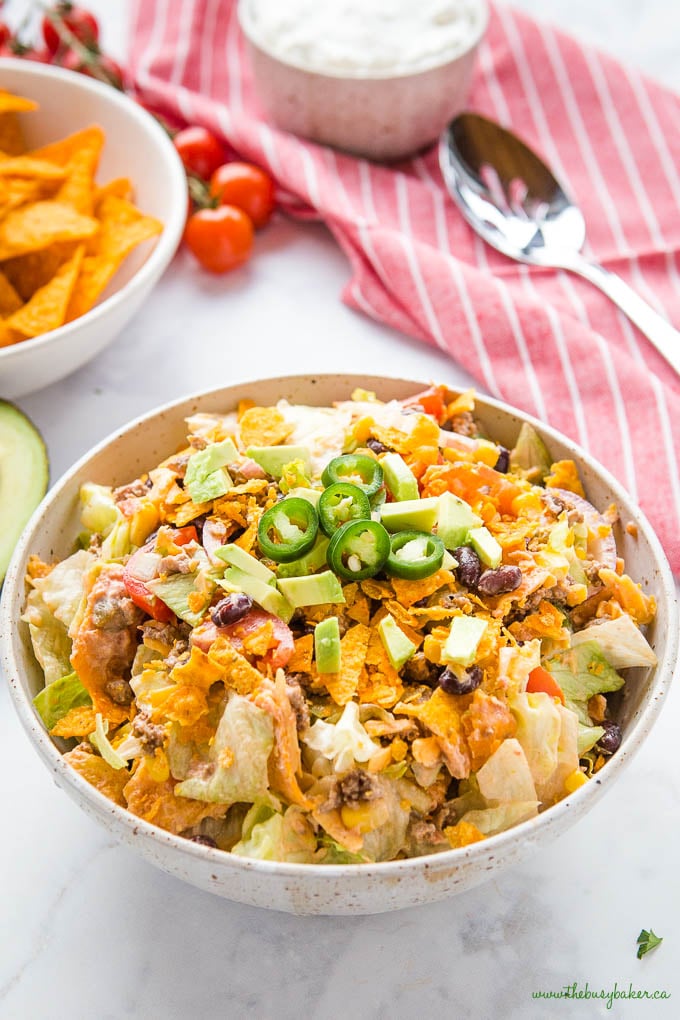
[318,482,371,537]
[327,519,391,581]
[321,454,384,500]
[257,497,319,563]
[386,530,445,580]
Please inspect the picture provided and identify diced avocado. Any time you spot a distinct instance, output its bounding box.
[276,535,330,578]
[220,566,293,622]
[33,672,91,731]
[286,486,322,507]
[442,616,487,667]
[509,422,552,482]
[185,438,238,504]
[442,549,458,570]
[380,453,419,502]
[246,445,312,480]
[277,570,345,609]
[0,401,49,584]
[147,573,207,627]
[436,491,481,550]
[215,543,275,583]
[467,526,502,569]
[378,614,417,671]
[380,497,439,534]
[315,617,341,673]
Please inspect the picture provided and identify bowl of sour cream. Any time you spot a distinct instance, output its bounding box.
[238,0,489,161]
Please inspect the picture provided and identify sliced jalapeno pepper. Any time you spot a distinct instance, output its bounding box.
[318,482,371,537]
[327,519,391,581]
[386,530,445,580]
[257,497,318,563]
[321,454,384,500]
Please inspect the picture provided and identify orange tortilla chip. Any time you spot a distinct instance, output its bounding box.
[288,633,314,673]
[56,126,104,215]
[0,115,27,157]
[207,635,264,696]
[124,759,227,834]
[323,623,370,706]
[63,743,129,806]
[65,194,162,320]
[6,245,84,337]
[0,90,38,114]
[0,322,22,348]
[29,125,103,167]
[461,689,516,770]
[170,645,224,692]
[50,706,97,739]
[238,406,292,449]
[0,270,22,315]
[0,201,97,260]
[391,569,455,609]
[2,241,77,301]
[2,176,53,212]
[95,176,134,206]
[444,820,486,849]
[0,157,66,179]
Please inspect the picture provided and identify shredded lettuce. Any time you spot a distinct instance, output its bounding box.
[360,779,410,862]
[90,714,128,770]
[578,722,605,756]
[33,671,91,730]
[571,615,657,670]
[31,550,94,631]
[79,483,120,537]
[175,694,274,803]
[547,641,625,718]
[232,804,317,863]
[100,518,132,561]
[461,801,539,835]
[279,459,312,494]
[497,639,541,698]
[317,835,368,864]
[511,692,563,786]
[476,738,537,804]
[22,587,73,686]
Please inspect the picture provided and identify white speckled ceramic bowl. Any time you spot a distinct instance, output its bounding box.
[238,0,489,161]
[0,60,187,399]
[1,375,676,915]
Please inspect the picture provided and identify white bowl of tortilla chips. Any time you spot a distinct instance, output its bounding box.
[0,60,186,398]
[1,374,677,915]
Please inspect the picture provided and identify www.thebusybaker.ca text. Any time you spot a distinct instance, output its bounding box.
[532,982,671,1010]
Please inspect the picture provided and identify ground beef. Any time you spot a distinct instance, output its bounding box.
[402,652,439,687]
[443,411,477,436]
[165,639,190,669]
[407,818,448,850]
[337,769,378,805]
[90,579,142,631]
[105,677,134,706]
[132,708,166,752]
[113,479,150,502]
[158,551,195,575]
[285,677,310,734]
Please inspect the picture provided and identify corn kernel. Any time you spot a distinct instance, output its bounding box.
[146,748,169,783]
[129,500,160,547]
[340,803,374,833]
[391,737,407,762]
[564,769,588,793]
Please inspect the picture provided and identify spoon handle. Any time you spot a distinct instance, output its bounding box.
[566,256,680,375]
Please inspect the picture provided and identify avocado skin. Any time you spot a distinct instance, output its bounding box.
[0,401,49,585]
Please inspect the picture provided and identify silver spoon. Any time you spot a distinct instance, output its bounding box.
[439,112,680,376]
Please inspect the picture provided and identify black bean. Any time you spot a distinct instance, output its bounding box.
[211,593,253,627]
[403,651,440,687]
[453,546,482,588]
[366,437,388,454]
[438,665,483,695]
[476,565,522,596]
[494,447,510,473]
[189,835,217,848]
[597,720,622,755]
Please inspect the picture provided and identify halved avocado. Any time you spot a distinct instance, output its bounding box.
[0,401,49,584]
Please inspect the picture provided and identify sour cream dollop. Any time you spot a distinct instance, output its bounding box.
[245,0,487,76]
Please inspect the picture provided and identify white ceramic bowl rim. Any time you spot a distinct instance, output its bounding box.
[237,0,490,82]
[1,373,677,884]
[0,58,187,362]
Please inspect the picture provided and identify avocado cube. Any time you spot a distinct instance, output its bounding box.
[381,453,419,502]
[246,445,312,480]
[220,567,293,622]
[184,438,238,504]
[442,616,487,667]
[276,535,330,578]
[378,614,417,671]
[286,486,322,507]
[379,497,439,534]
[315,617,341,673]
[215,543,275,583]
[436,491,481,550]
[277,570,345,609]
[467,526,502,568]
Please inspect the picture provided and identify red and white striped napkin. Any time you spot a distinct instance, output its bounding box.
[129,0,680,573]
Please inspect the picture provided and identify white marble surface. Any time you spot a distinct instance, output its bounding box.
[1,2,679,1017]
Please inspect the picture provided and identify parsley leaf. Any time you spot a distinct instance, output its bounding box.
[636,929,663,960]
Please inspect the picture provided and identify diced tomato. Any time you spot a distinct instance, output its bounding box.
[123,545,174,623]
[173,525,198,546]
[194,609,295,670]
[527,666,565,705]
[402,386,447,422]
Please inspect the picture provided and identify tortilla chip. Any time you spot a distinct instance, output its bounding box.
[65,194,162,319]
[288,633,314,673]
[56,127,104,215]
[323,623,370,706]
[0,202,97,260]
[2,241,76,300]
[50,705,98,739]
[95,176,134,206]
[253,673,312,809]
[0,114,26,157]
[391,569,455,609]
[0,157,66,179]
[207,635,264,696]
[6,245,84,337]
[0,90,38,114]
[241,619,275,659]
[2,176,53,213]
[0,269,22,314]
[461,689,516,770]
[170,645,224,692]
[238,406,292,449]
[63,743,129,806]
[124,759,227,834]
[444,820,486,849]
[154,685,208,727]
[28,125,103,167]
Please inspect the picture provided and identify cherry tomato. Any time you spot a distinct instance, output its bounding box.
[122,545,174,623]
[59,49,125,87]
[42,3,99,55]
[184,205,254,274]
[173,126,225,180]
[220,609,295,669]
[0,24,12,49]
[209,162,276,229]
[526,666,566,705]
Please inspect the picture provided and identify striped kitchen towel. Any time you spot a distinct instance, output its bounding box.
[129,0,680,572]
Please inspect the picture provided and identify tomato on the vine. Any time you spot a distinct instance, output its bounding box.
[209,162,276,229]
[184,205,254,274]
[0,24,12,49]
[174,127,225,180]
[59,48,125,88]
[42,3,100,55]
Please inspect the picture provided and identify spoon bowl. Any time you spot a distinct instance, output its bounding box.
[439,112,680,374]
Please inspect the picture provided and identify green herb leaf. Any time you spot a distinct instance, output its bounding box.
[636,928,663,960]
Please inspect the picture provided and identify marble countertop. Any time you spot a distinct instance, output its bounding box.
[1,2,678,1017]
